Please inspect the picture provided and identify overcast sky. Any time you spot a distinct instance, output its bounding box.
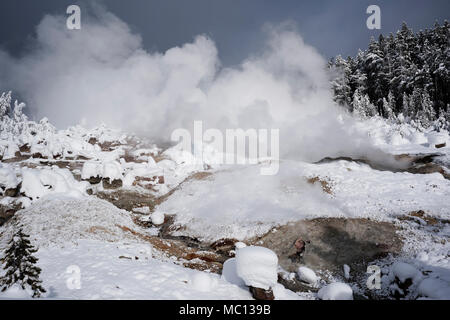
[0,0,449,65]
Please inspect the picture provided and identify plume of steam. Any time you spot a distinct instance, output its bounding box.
[0,8,399,164]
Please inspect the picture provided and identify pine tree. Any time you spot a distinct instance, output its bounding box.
[330,55,352,107]
[0,228,46,298]
[416,90,436,128]
[0,91,11,118]
[329,20,449,127]
[401,92,413,119]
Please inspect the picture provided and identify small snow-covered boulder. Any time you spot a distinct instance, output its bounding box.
[222,258,246,287]
[427,132,448,149]
[20,169,47,200]
[235,242,247,249]
[318,282,353,300]
[297,266,318,286]
[343,264,351,280]
[151,211,165,225]
[235,246,278,290]
[81,161,102,182]
[102,161,123,181]
[392,262,419,283]
[0,166,20,197]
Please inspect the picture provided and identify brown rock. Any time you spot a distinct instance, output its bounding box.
[103,178,123,189]
[210,238,239,256]
[84,176,102,185]
[4,183,21,197]
[88,137,98,145]
[132,176,165,190]
[32,152,47,159]
[435,142,446,149]
[249,286,274,300]
[19,144,31,153]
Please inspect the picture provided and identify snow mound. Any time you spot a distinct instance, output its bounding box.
[1,196,138,247]
[222,258,246,287]
[235,246,278,290]
[0,164,20,189]
[392,262,419,283]
[151,211,165,225]
[21,167,88,200]
[317,282,353,300]
[297,266,318,286]
[417,278,450,300]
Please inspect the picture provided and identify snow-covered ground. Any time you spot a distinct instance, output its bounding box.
[1,108,450,300]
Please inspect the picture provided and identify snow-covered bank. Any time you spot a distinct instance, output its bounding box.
[157,158,450,241]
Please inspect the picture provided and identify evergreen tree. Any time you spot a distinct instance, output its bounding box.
[416,90,436,128]
[329,20,449,128]
[330,55,352,107]
[0,91,11,119]
[0,228,46,298]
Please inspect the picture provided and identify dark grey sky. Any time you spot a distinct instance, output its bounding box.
[0,0,449,65]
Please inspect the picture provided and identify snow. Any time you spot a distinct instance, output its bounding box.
[221,258,246,288]
[151,211,165,225]
[0,284,32,299]
[122,165,162,188]
[190,272,219,292]
[235,246,278,290]
[20,167,88,200]
[81,161,102,179]
[1,99,450,300]
[317,282,353,300]
[235,242,247,249]
[132,206,151,214]
[158,157,450,241]
[417,278,450,300]
[392,262,420,283]
[343,264,351,280]
[0,197,138,247]
[0,164,19,189]
[102,161,123,181]
[297,266,318,286]
[0,240,254,300]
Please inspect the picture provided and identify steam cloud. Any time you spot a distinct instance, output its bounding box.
[0,9,390,163]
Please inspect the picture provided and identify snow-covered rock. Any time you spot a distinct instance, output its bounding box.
[343,264,351,280]
[21,167,87,200]
[235,242,247,249]
[297,266,318,286]
[81,161,103,179]
[151,211,165,225]
[317,282,353,300]
[102,161,123,181]
[0,165,20,189]
[235,246,278,290]
[392,262,419,283]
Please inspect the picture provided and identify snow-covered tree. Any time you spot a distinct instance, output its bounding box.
[0,228,46,298]
[401,92,413,120]
[0,91,12,119]
[329,20,449,127]
[330,55,352,107]
[382,91,396,119]
[416,90,436,128]
[352,89,377,118]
